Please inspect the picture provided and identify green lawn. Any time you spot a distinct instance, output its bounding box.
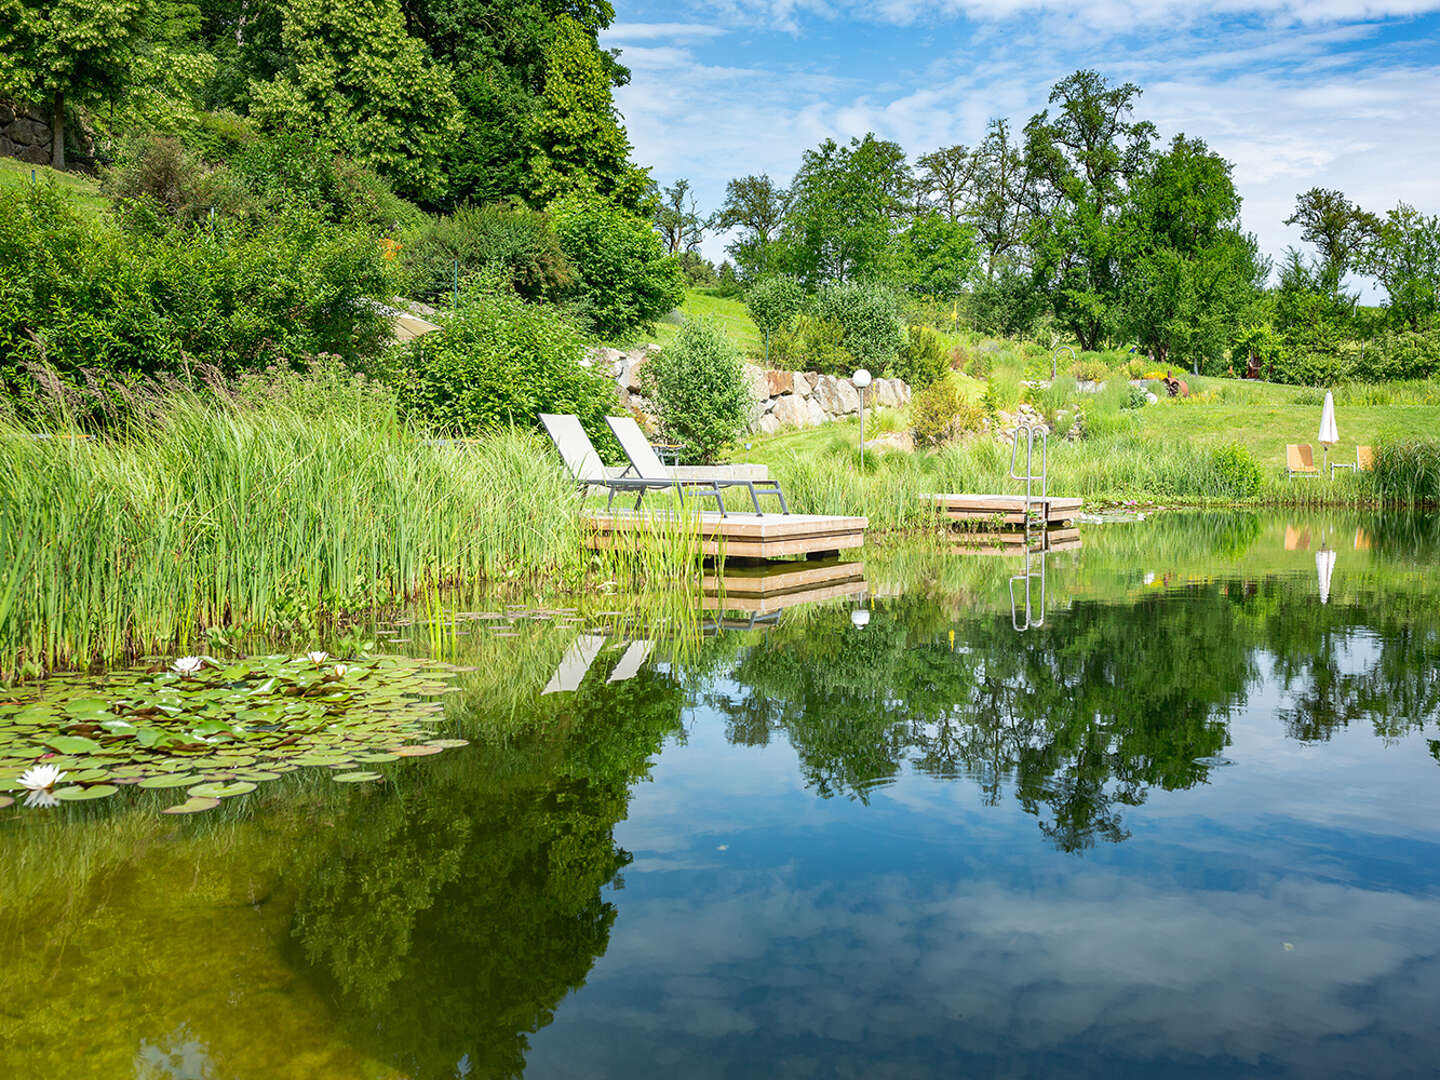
[0,157,108,214]
[625,289,764,358]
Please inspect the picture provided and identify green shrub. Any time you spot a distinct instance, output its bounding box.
[1070,358,1110,383]
[383,283,615,436]
[770,315,855,374]
[887,326,950,389]
[813,281,907,373]
[745,275,807,366]
[1371,436,1440,503]
[550,193,686,340]
[1203,444,1264,498]
[104,134,258,225]
[641,318,750,463]
[912,379,984,446]
[405,202,572,304]
[1359,329,1440,381]
[0,186,394,422]
[982,363,1024,415]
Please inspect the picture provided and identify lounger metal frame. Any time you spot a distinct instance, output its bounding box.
[604,415,790,516]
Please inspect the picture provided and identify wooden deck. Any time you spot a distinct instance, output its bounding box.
[926,493,1082,526]
[948,527,1082,556]
[702,559,866,614]
[583,510,868,559]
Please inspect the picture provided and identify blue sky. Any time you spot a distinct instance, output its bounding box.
[600,2,1440,290]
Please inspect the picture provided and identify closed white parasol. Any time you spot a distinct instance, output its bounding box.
[1318,391,1339,475]
[1316,548,1336,605]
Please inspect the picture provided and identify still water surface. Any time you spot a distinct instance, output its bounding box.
[3,511,1439,1078]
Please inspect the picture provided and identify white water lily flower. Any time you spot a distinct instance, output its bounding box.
[23,789,59,809]
[18,763,66,791]
[171,655,206,677]
[333,664,349,678]
[307,651,329,666]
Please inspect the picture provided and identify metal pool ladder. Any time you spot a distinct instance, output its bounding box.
[1010,547,1046,631]
[1009,422,1049,527]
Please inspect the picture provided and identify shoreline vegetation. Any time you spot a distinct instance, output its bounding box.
[3,363,1437,682]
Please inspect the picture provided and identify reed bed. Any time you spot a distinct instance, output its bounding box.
[0,377,593,678]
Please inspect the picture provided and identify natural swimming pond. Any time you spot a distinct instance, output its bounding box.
[3,510,1439,1078]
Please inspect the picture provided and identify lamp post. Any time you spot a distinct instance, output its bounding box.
[853,368,872,467]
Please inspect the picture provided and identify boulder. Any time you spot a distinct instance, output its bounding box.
[863,431,914,454]
[765,370,793,396]
[772,394,809,429]
[895,380,912,405]
[0,102,13,127]
[813,375,860,416]
[17,143,48,165]
[742,363,770,403]
[792,371,812,397]
[623,355,649,393]
[756,413,782,436]
[872,379,899,408]
[806,397,827,427]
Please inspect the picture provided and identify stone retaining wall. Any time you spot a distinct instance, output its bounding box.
[0,102,53,166]
[586,345,911,435]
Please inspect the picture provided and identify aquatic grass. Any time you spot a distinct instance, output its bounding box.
[0,377,586,679]
[1370,436,1440,504]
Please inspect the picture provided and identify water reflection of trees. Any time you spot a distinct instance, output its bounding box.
[716,574,1440,852]
[288,668,685,1079]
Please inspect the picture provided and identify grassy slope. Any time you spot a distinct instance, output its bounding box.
[0,157,108,214]
[631,289,765,358]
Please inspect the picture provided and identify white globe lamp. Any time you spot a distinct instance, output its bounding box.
[853,369,873,466]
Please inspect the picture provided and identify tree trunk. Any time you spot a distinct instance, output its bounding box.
[50,89,65,171]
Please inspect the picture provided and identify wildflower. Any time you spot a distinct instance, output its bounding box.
[172,655,205,677]
[18,764,66,791]
[307,651,329,666]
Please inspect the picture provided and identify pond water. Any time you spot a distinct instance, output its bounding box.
[3,510,1440,1079]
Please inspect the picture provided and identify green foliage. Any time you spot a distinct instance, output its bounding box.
[1285,187,1378,293]
[382,282,614,435]
[895,212,979,299]
[247,0,462,200]
[0,0,152,168]
[1360,203,1440,332]
[982,362,1025,414]
[778,134,909,286]
[1070,358,1110,382]
[1370,436,1440,503]
[641,318,750,463]
[889,327,950,389]
[1203,444,1263,498]
[744,274,806,365]
[550,192,685,339]
[525,15,651,214]
[968,269,1047,339]
[813,280,906,372]
[0,186,393,418]
[1362,329,1440,381]
[103,133,256,224]
[405,202,572,303]
[714,174,788,280]
[911,378,983,446]
[769,315,853,375]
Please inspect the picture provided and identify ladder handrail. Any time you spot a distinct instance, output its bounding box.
[1009,547,1046,631]
[1008,423,1048,520]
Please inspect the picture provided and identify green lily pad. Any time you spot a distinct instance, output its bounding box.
[355,752,399,763]
[137,773,201,789]
[54,784,118,801]
[186,781,256,799]
[333,771,384,783]
[44,735,102,754]
[162,796,221,814]
[427,739,470,749]
[393,744,444,757]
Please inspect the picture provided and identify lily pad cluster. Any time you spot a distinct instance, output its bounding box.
[0,654,468,813]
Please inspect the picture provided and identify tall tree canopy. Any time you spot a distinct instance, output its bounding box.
[713,173,789,280]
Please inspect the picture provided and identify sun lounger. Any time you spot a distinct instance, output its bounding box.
[540,413,728,514]
[1286,444,1318,479]
[1330,445,1373,479]
[605,414,790,515]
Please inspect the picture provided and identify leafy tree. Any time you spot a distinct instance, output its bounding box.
[744,274,806,366]
[712,173,788,280]
[405,201,572,304]
[641,318,750,462]
[247,0,461,200]
[1285,187,1379,293]
[654,178,705,255]
[1360,203,1440,331]
[550,191,684,339]
[1118,134,1267,373]
[914,143,977,220]
[896,211,979,299]
[780,134,911,286]
[525,15,651,214]
[969,118,1032,277]
[0,0,153,169]
[1023,70,1157,350]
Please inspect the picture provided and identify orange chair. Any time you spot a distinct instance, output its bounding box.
[1331,445,1374,479]
[1286,444,1318,479]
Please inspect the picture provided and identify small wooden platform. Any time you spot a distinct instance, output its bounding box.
[949,527,1082,556]
[702,559,866,614]
[927,494,1082,526]
[584,511,868,559]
